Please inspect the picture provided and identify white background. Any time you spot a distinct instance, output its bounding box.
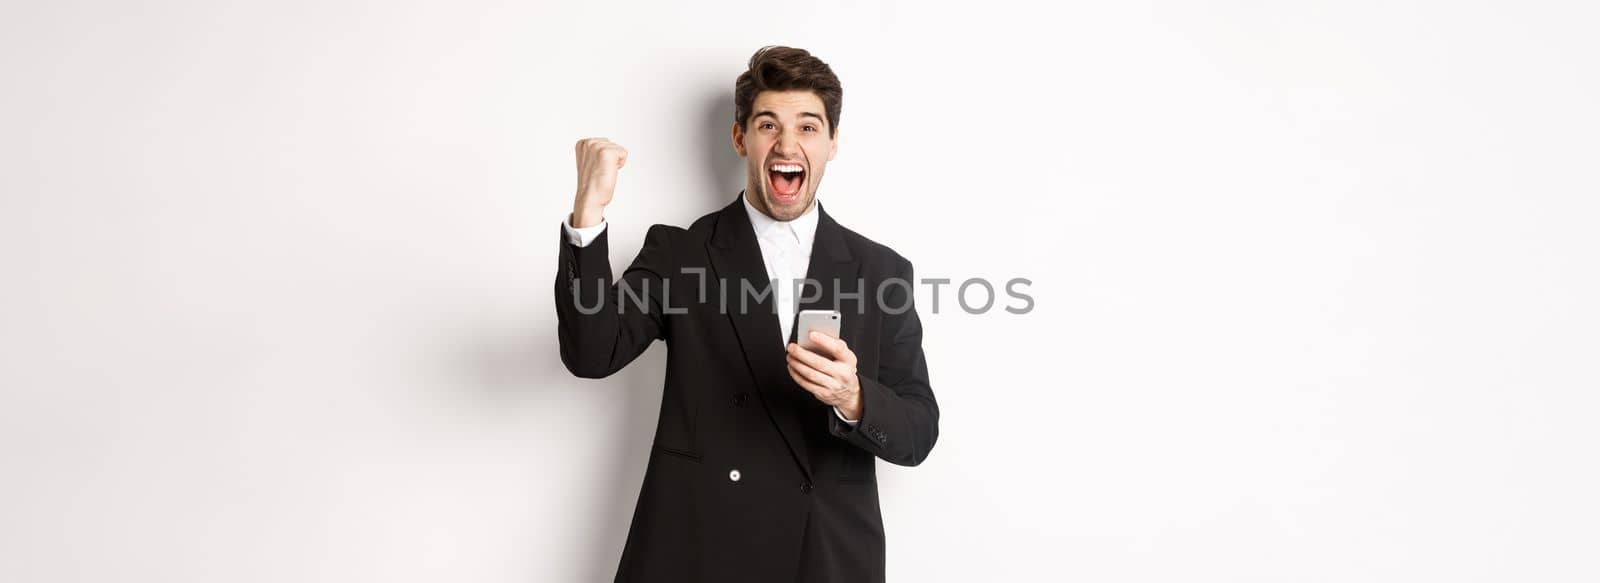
[3,1,1597,581]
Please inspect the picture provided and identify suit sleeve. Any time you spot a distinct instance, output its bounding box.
[554,222,674,379]
[829,258,941,466]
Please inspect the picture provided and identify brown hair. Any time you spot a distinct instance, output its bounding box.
[734,46,843,138]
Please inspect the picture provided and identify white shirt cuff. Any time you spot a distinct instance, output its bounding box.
[563,215,607,247]
[832,406,859,426]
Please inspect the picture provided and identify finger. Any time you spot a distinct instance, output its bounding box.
[794,380,832,403]
[792,361,851,401]
[807,331,855,365]
[791,341,854,378]
[788,356,841,389]
[788,358,837,390]
[786,343,839,373]
[787,364,837,401]
[786,361,827,392]
[787,363,826,393]
[599,143,626,160]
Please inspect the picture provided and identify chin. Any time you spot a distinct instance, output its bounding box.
[765,192,812,220]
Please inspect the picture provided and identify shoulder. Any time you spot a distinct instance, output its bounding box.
[835,221,915,274]
[686,209,722,238]
[643,222,690,239]
[637,208,717,250]
[635,223,689,251]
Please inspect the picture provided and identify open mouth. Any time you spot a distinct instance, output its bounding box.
[766,161,806,205]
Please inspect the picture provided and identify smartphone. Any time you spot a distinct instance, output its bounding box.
[796,309,842,351]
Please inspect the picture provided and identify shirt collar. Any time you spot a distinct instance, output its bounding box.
[741,192,820,255]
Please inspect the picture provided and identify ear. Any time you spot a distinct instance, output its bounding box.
[827,126,839,162]
[731,122,748,157]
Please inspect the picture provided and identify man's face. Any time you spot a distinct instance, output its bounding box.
[733,90,838,222]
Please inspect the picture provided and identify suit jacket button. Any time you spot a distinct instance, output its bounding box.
[733,393,750,407]
[800,482,813,494]
[728,469,741,482]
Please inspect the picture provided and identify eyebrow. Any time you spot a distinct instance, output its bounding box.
[752,110,827,125]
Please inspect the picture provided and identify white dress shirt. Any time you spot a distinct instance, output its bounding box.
[563,198,858,425]
[739,194,819,349]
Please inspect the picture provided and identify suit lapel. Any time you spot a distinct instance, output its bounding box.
[706,194,814,481]
[795,203,861,342]
[790,205,862,475]
[706,194,863,482]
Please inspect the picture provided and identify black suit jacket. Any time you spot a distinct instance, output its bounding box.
[555,194,940,583]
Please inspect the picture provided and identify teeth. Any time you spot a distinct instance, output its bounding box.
[769,163,804,173]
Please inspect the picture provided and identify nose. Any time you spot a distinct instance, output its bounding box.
[773,129,800,157]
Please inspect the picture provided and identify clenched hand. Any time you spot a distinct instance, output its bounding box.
[571,137,628,228]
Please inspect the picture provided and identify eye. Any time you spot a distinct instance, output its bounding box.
[760,122,776,130]
[802,125,817,132]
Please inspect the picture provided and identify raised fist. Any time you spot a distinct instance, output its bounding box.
[572,138,628,227]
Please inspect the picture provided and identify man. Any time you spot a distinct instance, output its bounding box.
[554,46,939,583]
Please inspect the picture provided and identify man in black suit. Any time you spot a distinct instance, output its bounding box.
[555,46,940,583]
